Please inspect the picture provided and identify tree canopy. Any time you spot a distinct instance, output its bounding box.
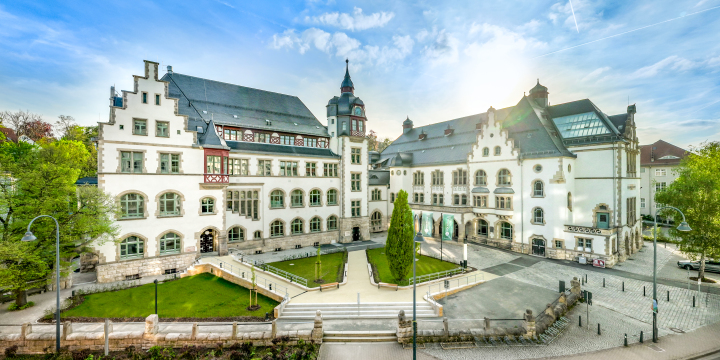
[385,190,414,282]
[655,141,720,280]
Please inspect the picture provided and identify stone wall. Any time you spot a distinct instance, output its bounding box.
[228,231,340,254]
[0,313,323,355]
[96,253,197,283]
[80,252,99,273]
[339,216,370,243]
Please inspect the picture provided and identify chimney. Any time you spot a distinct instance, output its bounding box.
[167,65,173,74]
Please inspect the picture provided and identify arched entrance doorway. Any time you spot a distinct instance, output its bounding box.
[624,235,630,256]
[465,221,472,241]
[477,219,489,237]
[371,211,383,232]
[532,238,546,257]
[200,229,215,253]
[453,221,459,240]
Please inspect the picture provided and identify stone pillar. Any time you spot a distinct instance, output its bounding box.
[62,321,72,340]
[570,277,581,296]
[21,323,32,340]
[232,322,238,340]
[397,310,412,344]
[443,317,449,336]
[484,317,490,331]
[217,231,229,256]
[523,310,536,338]
[144,314,159,335]
[271,320,277,338]
[191,323,198,340]
[311,310,323,343]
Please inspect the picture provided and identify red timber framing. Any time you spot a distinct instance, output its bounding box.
[203,148,230,183]
[217,125,330,148]
[350,116,366,137]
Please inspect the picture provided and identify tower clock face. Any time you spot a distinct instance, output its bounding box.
[354,107,362,116]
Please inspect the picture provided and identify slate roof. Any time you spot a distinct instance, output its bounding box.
[161,72,328,138]
[197,118,229,149]
[640,140,688,166]
[226,140,339,158]
[369,170,390,185]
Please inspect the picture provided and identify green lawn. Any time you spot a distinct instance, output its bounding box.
[267,252,346,288]
[367,247,460,286]
[62,273,278,319]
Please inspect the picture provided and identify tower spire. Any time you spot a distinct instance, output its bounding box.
[341,59,354,94]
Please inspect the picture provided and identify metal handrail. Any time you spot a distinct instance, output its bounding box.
[426,273,485,296]
[409,267,465,285]
[259,264,309,287]
[202,257,289,297]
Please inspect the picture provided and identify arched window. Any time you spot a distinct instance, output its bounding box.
[482,147,489,156]
[475,170,487,186]
[159,193,181,216]
[254,230,262,239]
[494,146,501,156]
[499,222,513,240]
[533,180,544,197]
[228,227,244,242]
[270,190,284,208]
[533,208,544,224]
[270,220,284,237]
[120,193,144,219]
[159,233,181,254]
[291,190,304,207]
[477,219,488,236]
[327,215,338,230]
[310,217,321,232]
[498,169,511,186]
[291,219,303,234]
[371,211,382,227]
[310,189,321,206]
[201,197,214,214]
[120,236,144,259]
[567,192,573,211]
[327,189,338,205]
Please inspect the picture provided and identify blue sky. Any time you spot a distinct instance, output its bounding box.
[1,1,719,148]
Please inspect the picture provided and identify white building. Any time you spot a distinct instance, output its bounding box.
[92,61,643,282]
[93,60,370,282]
[376,81,642,267]
[639,140,688,217]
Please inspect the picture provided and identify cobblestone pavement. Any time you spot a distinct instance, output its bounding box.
[319,343,440,360]
[505,261,720,332]
[419,239,520,270]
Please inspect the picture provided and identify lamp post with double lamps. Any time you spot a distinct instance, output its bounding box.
[412,231,425,360]
[22,215,62,353]
[652,206,691,342]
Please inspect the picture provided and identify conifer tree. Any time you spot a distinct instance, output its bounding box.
[385,190,414,282]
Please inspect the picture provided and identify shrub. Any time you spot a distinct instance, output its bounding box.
[147,346,175,360]
[8,301,35,311]
[71,348,91,360]
[4,345,19,358]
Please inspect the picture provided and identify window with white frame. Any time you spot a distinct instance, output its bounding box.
[655,168,667,176]
[351,200,361,217]
[372,189,382,201]
[351,148,362,164]
[280,161,298,176]
[159,153,180,174]
[498,169,511,185]
[453,169,468,185]
[413,171,425,185]
[280,135,295,145]
[473,195,487,208]
[482,147,489,156]
[206,155,221,174]
[159,233,181,254]
[655,182,667,192]
[351,173,361,191]
[324,163,338,177]
[494,146,501,156]
[641,198,646,208]
[496,196,512,210]
[577,238,592,252]
[258,160,272,176]
[533,207,544,224]
[432,170,444,185]
[306,162,317,176]
[305,138,317,147]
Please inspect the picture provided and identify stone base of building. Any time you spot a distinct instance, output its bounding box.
[96,253,197,283]
[338,216,370,243]
[227,231,341,254]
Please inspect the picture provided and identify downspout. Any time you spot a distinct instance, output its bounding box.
[613,141,618,260]
[519,154,524,254]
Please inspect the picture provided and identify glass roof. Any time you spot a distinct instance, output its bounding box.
[551,111,610,139]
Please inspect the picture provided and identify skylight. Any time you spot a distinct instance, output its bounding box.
[551,112,610,139]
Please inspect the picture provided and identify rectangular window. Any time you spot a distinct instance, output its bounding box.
[156,121,169,137]
[473,195,487,208]
[641,167,646,173]
[258,160,272,176]
[641,198,646,208]
[351,200,361,217]
[121,151,143,173]
[351,148,361,164]
[655,182,667,192]
[461,194,467,205]
[454,194,460,205]
[306,162,316,176]
[305,138,317,147]
[432,171,444,185]
[280,161,298,176]
[438,194,444,205]
[452,170,467,185]
[280,135,295,145]
[155,94,161,105]
[254,133,270,143]
[159,153,180,174]
[358,120,364,132]
[141,92,148,104]
[206,155,221,174]
[225,158,247,175]
[324,163,338,177]
[555,240,563,249]
[496,196,511,210]
[133,119,147,135]
[577,238,592,252]
[655,168,667,176]
[391,193,395,203]
[352,119,357,131]
[627,197,637,225]
[351,173,361,191]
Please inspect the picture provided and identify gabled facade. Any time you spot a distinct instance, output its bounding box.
[93,60,370,282]
[375,81,642,267]
[639,140,688,217]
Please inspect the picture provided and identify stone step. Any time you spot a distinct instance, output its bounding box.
[322,336,397,343]
[324,330,396,337]
[284,305,433,312]
[282,310,435,317]
[280,312,436,319]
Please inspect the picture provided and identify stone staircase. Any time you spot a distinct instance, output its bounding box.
[280,302,436,319]
[323,330,397,343]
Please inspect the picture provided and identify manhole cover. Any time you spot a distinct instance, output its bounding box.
[669,327,685,333]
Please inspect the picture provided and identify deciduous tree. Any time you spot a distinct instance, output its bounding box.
[385,190,414,282]
[656,141,720,280]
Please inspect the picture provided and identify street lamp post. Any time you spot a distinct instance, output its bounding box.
[412,231,425,360]
[652,206,691,343]
[154,279,159,315]
[22,215,61,353]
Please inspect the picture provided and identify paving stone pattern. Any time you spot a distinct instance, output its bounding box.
[505,261,720,332]
[420,240,520,270]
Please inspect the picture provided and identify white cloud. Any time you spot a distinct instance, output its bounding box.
[271,29,299,50]
[631,56,696,79]
[422,29,459,64]
[582,66,611,81]
[306,7,394,31]
[517,19,542,34]
[547,0,604,32]
[301,28,332,53]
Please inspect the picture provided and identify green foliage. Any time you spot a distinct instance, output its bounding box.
[268,251,346,287]
[147,346,175,360]
[655,141,720,279]
[368,247,460,286]
[0,140,119,306]
[385,190,416,282]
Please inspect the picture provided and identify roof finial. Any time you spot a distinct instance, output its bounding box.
[537,78,540,85]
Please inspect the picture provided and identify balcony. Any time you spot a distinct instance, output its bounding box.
[204,173,229,183]
[351,130,365,137]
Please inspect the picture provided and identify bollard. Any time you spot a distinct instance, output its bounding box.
[598,323,601,335]
[585,274,588,283]
[640,331,644,343]
[579,315,582,327]
[624,333,628,346]
[622,282,625,292]
[603,278,605,287]
[693,296,696,307]
[72,290,75,297]
[667,290,670,302]
[644,286,646,297]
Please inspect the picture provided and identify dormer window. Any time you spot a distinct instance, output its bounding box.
[354,107,363,116]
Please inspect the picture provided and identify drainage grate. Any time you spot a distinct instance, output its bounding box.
[669,327,685,333]
[402,343,426,349]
